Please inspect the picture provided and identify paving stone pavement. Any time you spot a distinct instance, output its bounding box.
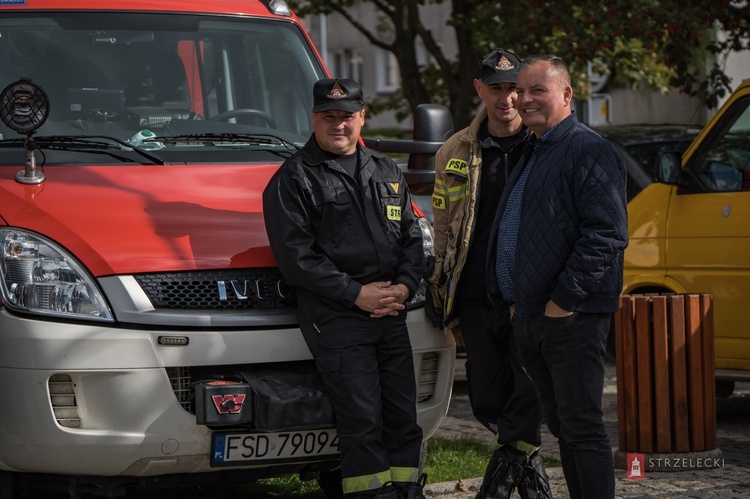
[426,360,750,498]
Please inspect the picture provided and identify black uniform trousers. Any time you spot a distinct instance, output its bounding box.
[298,296,423,492]
[456,302,543,447]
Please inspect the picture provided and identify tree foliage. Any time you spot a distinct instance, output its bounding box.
[288,0,750,129]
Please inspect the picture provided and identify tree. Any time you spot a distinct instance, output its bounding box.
[288,0,749,129]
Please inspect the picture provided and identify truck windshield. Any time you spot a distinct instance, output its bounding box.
[0,12,324,163]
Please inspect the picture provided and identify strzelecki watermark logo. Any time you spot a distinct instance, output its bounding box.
[627,453,645,481]
[647,456,726,469]
[627,452,726,480]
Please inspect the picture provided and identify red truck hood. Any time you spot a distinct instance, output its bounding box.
[0,164,280,276]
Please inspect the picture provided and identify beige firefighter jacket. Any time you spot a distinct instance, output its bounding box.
[427,108,488,331]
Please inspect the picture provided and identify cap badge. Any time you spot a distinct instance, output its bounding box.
[496,56,515,71]
[328,82,347,99]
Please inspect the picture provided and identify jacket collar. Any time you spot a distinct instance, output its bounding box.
[529,111,579,146]
[466,107,488,139]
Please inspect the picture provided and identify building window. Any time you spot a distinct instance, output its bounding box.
[376,49,400,93]
[330,48,362,82]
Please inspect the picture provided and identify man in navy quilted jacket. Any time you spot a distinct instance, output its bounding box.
[487,54,628,499]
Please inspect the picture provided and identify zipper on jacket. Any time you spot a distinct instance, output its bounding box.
[444,148,475,318]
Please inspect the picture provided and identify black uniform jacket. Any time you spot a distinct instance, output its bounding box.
[263,136,424,317]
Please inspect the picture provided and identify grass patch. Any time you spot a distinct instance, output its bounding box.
[422,437,561,484]
[423,437,495,483]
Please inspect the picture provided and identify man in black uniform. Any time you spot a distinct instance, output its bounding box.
[263,78,426,499]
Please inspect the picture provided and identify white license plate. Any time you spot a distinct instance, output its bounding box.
[211,428,340,466]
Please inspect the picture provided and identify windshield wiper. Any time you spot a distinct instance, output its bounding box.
[0,135,166,165]
[153,133,301,158]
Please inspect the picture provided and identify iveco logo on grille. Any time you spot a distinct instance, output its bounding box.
[217,279,287,301]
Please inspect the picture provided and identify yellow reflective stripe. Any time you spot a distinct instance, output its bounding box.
[445,280,456,315]
[503,440,540,459]
[444,295,453,315]
[342,470,391,494]
[390,466,419,483]
[435,176,469,201]
[447,184,468,201]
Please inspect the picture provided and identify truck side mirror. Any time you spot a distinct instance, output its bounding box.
[362,104,453,195]
[655,151,682,184]
[408,104,454,172]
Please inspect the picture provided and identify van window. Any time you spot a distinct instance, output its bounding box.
[687,98,750,192]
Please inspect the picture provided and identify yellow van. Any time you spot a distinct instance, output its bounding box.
[624,78,750,394]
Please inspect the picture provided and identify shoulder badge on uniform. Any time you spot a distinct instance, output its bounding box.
[432,193,446,210]
[386,205,402,221]
[388,182,400,194]
[445,158,468,176]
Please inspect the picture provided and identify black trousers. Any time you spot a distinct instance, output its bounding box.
[513,312,614,498]
[456,302,543,447]
[298,296,423,489]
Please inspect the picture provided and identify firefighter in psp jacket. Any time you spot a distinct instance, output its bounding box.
[263,78,427,499]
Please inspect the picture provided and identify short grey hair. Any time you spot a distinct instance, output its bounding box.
[520,54,571,87]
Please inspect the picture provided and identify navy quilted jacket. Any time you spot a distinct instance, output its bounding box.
[486,113,628,318]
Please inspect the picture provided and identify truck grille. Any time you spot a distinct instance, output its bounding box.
[135,268,295,310]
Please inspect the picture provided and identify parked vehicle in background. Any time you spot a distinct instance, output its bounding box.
[593,124,702,201]
[0,2,455,498]
[625,78,750,397]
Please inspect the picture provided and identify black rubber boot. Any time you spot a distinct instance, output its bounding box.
[475,447,525,499]
[517,452,553,499]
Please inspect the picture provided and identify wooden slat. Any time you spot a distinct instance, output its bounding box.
[651,296,672,452]
[617,295,639,452]
[700,294,717,449]
[685,294,706,450]
[635,296,654,452]
[668,295,690,452]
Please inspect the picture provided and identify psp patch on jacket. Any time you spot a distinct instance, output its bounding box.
[445,158,467,176]
[432,194,446,210]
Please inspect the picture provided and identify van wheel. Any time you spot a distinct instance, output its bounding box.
[716,380,735,398]
[0,471,14,499]
[317,468,343,499]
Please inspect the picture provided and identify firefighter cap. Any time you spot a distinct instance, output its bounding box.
[312,78,365,113]
[478,49,521,85]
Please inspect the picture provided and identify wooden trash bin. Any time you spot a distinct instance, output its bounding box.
[615,294,717,455]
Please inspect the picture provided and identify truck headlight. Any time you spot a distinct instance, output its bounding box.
[0,229,114,322]
[417,217,434,258]
[407,217,435,308]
